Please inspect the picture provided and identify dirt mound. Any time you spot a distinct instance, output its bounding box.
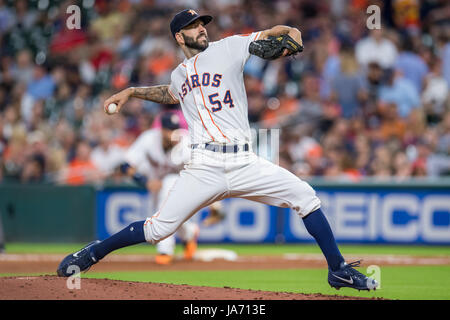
[0,276,377,300]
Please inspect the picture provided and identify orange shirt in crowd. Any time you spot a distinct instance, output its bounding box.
[380,120,406,141]
[262,97,299,127]
[148,53,176,76]
[65,159,98,185]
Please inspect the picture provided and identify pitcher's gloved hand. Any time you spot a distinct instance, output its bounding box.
[249,34,303,60]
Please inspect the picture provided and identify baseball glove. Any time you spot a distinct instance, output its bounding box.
[249,34,303,60]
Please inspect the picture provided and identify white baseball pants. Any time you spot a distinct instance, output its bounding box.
[143,149,321,244]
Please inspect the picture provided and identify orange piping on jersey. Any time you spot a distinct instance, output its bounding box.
[196,108,215,142]
[167,87,179,102]
[193,55,231,143]
[183,68,216,142]
[254,31,261,40]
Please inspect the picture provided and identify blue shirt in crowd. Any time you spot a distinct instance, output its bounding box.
[27,75,56,100]
[379,76,420,118]
[395,52,428,93]
[441,43,450,87]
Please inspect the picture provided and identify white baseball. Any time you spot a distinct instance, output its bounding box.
[107,103,118,114]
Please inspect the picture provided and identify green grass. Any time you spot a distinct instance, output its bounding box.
[4,242,450,257]
[82,266,450,300]
[2,243,449,300]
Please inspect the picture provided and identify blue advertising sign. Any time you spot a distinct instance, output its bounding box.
[96,189,279,243]
[96,189,150,239]
[96,187,450,244]
[284,190,450,244]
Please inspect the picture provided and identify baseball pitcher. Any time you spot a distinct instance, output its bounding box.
[58,9,378,291]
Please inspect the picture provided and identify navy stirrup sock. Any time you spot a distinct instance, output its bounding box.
[302,208,345,272]
[91,220,146,260]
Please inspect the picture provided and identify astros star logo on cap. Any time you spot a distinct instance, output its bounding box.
[188,9,197,15]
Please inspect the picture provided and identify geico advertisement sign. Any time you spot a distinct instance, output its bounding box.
[99,191,450,243]
[101,193,273,242]
[290,192,450,243]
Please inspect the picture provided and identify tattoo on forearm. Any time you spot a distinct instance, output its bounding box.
[130,85,178,104]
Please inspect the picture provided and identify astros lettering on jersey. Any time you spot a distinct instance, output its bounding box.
[168,32,262,144]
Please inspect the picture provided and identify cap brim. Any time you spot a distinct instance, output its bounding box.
[180,15,213,31]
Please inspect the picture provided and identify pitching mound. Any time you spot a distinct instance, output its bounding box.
[1,251,446,300]
[0,276,378,300]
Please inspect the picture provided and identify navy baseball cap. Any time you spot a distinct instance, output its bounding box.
[170,9,213,38]
[161,112,181,130]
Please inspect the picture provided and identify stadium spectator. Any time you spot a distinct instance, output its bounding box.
[288,73,324,128]
[63,140,101,185]
[90,129,126,176]
[11,0,38,31]
[355,29,398,69]
[379,102,407,141]
[10,49,34,85]
[379,68,420,118]
[422,57,449,124]
[0,0,449,185]
[330,45,368,119]
[392,150,412,179]
[437,34,450,88]
[395,36,428,93]
[0,0,15,35]
[21,152,46,183]
[25,64,56,101]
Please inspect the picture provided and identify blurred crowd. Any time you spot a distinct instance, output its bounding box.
[0,0,449,185]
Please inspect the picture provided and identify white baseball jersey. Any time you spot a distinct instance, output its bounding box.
[168,31,262,144]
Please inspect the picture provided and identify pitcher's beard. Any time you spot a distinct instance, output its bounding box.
[183,33,209,51]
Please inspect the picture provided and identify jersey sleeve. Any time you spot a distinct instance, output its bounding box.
[224,31,262,68]
[168,69,180,102]
[168,83,178,102]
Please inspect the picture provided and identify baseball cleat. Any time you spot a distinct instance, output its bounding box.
[155,254,173,265]
[328,260,378,291]
[183,225,199,260]
[56,240,100,277]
